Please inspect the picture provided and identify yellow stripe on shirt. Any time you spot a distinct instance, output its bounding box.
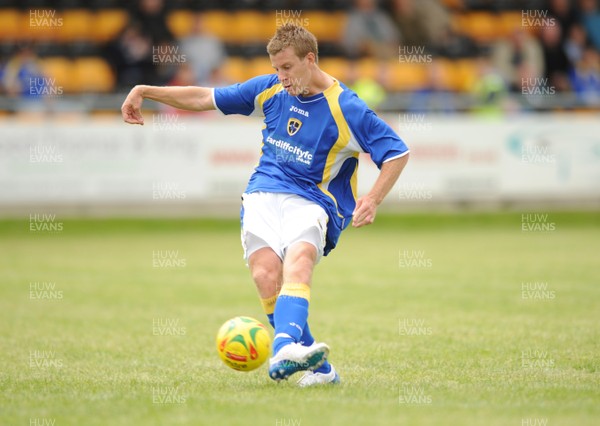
[318,81,353,218]
[255,83,283,114]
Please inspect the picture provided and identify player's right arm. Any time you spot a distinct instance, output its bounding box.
[121,85,215,125]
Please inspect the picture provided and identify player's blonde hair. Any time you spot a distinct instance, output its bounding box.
[267,23,319,62]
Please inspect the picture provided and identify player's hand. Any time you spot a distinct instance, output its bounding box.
[121,86,145,125]
[352,196,378,228]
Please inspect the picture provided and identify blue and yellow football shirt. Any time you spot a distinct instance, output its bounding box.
[213,74,409,255]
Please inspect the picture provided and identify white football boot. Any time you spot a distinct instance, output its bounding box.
[268,342,329,382]
[297,364,340,387]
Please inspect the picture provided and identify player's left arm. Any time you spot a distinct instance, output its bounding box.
[346,101,409,228]
[352,154,409,228]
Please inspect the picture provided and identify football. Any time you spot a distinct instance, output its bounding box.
[216,316,271,371]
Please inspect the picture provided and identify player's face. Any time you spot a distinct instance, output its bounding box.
[270,47,313,96]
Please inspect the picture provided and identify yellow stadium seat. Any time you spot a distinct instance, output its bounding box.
[229,11,271,44]
[434,58,463,92]
[452,58,479,92]
[92,9,129,42]
[355,57,379,80]
[166,10,195,38]
[301,11,347,43]
[499,11,536,37]
[0,9,21,41]
[72,57,115,93]
[201,10,232,40]
[262,12,279,39]
[453,12,500,43]
[319,57,349,82]
[221,57,251,83]
[38,57,74,93]
[57,9,94,42]
[21,9,59,42]
[499,12,521,37]
[387,61,428,91]
[249,57,275,77]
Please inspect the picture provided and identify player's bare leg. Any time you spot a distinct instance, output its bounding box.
[248,247,282,300]
[282,242,317,285]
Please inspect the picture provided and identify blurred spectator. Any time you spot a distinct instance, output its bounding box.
[165,63,196,89]
[569,46,600,105]
[0,44,47,98]
[578,0,600,51]
[435,27,480,58]
[346,60,387,110]
[563,24,587,66]
[130,0,174,45]
[161,63,197,115]
[343,0,400,59]
[540,23,571,92]
[491,29,544,92]
[471,56,513,115]
[105,22,155,91]
[387,0,451,52]
[180,15,227,85]
[548,0,579,36]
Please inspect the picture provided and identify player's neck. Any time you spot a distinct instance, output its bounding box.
[302,68,335,97]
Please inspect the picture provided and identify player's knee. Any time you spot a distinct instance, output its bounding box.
[251,262,281,287]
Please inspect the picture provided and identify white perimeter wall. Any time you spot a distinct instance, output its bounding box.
[0,113,599,212]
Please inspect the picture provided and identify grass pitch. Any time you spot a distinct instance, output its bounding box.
[0,212,598,425]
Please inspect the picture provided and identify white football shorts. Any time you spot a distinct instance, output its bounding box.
[241,192,328,263]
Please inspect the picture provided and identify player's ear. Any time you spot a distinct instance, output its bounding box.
[305,52,316,66]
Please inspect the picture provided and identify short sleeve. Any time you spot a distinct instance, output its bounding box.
[348,107,409,168]
[213,74,280,116]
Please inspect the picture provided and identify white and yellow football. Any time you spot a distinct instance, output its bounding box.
[216,316,271,371]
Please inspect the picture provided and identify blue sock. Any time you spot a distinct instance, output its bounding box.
[267,313,275,328]
[273,283,310,354]
[300,322,314,346]
[302,322,331,374]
